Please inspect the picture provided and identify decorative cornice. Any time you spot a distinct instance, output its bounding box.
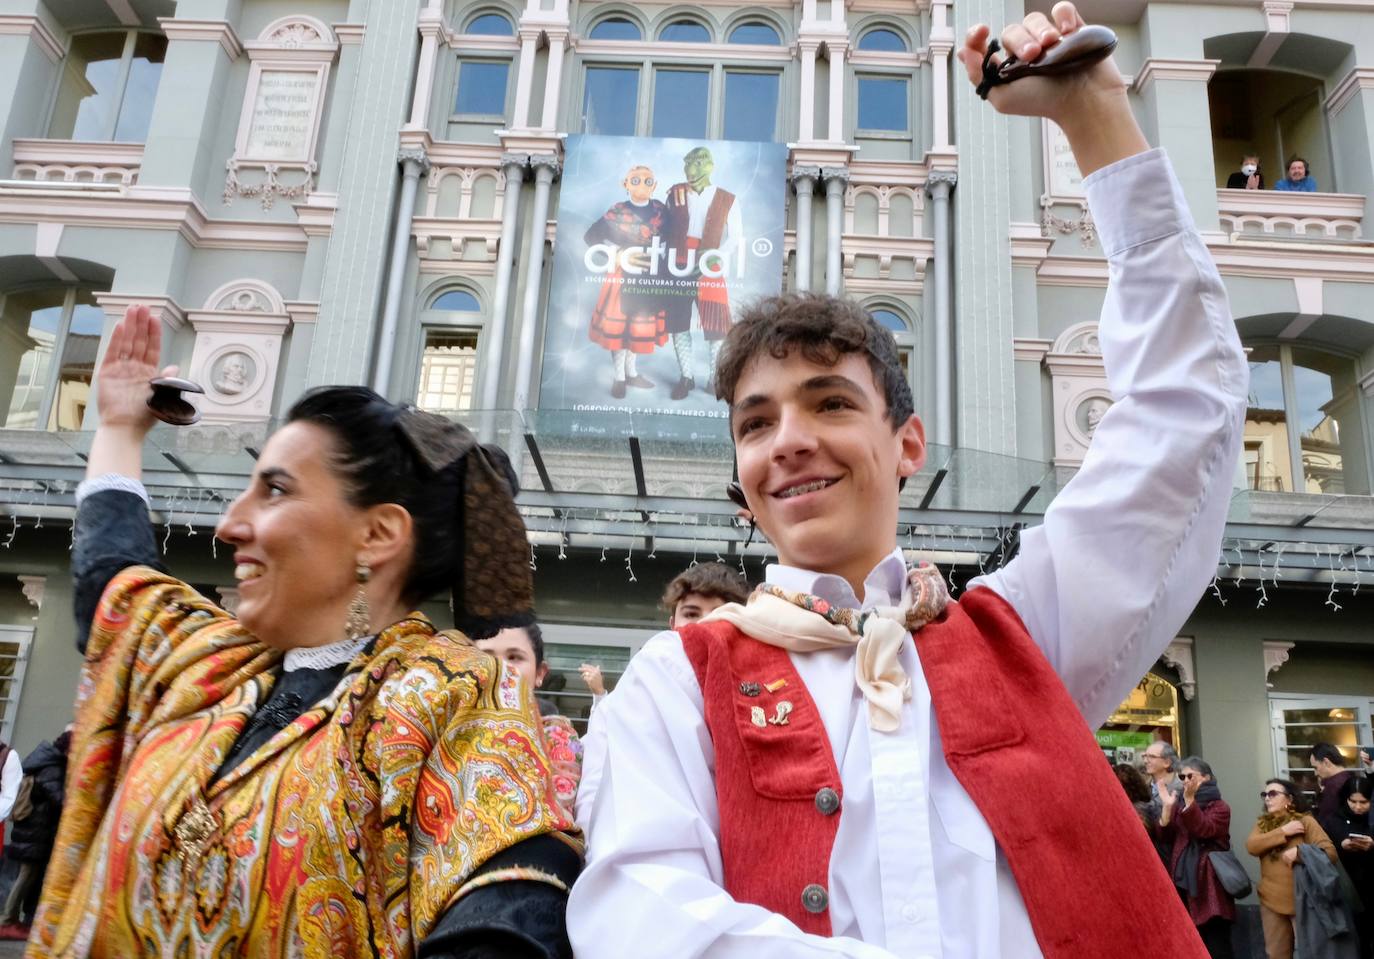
[332,23,365,45]
[1325,67,1374,118]
[157,18,244,59]
[821,166,850,185]
[790,164,822,185]
[94,293,188,332]
[0,14,65,62]
[1161,637,1196,701]
[925,170,957,195]
[1132,58,1220,92]
[18,575,45,609]
[292,192,338,236]
[1012,337,1053,362]
[285,300,320,326]
[399,147,432,175]
[530,154,563,178]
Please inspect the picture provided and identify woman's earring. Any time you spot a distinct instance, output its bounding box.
[346,561,372,640]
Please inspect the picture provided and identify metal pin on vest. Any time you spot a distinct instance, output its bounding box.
[750,706,767,728]
[739,681,761,697]
[768,701,793,725]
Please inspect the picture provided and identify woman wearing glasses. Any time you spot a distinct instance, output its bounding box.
[1246,778,1339,958]
[1158,757,1236,957]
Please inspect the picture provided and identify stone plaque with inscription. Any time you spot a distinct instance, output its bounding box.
[1045,119,1085,199]
[245,70,319,161]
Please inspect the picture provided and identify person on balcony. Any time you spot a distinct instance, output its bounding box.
[1226,154,1264,190]
[28,306,581,958]
[1274,156,1318,192]
[566,3,1249,955]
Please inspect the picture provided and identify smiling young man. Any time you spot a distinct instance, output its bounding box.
[568,4,1247,957]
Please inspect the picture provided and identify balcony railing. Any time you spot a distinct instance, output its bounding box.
[10,139,143,188]
[1217,188,1364,240]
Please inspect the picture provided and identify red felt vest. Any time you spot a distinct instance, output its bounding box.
[679,585,1206,956]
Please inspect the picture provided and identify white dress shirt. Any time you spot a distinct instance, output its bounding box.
[684,183,744,257]
[571,148,1248,958]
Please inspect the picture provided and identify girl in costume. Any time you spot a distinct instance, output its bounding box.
[30,304,579,958]
[584,164,669,399]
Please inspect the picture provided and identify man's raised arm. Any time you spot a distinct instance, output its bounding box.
[963,3,1249,725]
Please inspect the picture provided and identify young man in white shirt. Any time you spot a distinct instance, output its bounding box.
[569,5,1248,956]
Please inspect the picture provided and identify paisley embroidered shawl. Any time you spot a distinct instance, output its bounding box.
[30,567,578,958]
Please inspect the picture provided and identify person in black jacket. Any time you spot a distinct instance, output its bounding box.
[1321,775,1374,957]
[0,729,70,939]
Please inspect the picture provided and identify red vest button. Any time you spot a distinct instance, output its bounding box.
[815,787,840,815]
[802,884,829,913]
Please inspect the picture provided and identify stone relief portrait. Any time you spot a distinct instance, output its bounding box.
[1076,396,1112,438]
[212,351,256,396]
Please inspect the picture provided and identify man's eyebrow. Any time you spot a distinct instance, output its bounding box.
[798,374,867,394]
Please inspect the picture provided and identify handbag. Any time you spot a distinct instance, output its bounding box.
[1208,849,1253,899]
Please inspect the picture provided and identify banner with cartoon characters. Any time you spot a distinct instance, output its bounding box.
[539,134,788,419]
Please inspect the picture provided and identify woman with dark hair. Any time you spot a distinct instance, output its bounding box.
[28,305,579,958]
[477,622,584,810]
[1323,776,1374,956]
[1113,762,1155,831]
[1247,777,1339,959]
[1159,757,1236,957]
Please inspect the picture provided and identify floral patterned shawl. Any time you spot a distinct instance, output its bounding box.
[29,568,577,958]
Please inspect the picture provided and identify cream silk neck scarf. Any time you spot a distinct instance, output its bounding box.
[701,564,950,732]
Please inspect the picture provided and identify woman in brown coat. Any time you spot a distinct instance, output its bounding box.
[1246,777,1340,959]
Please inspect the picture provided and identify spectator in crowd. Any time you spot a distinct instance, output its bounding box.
[0,730,71,941]
[1313,742,1355,823]
[1144,740,1185,864]
[478,621,584,812]
[1159,757,1237,958]
[1226,154,1264,190]
[1247,777,1340,959]
[1274,156,1318,192]
[0,740,22,857]
[659,561,750,628]
[1321,775,1374,956]
[1113,761,1156,831]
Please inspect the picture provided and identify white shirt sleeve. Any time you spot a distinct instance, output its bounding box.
[0,750,24,821]
[567,631,899,959]
[971,148,1248,728]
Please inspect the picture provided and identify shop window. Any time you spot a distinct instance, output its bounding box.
[1245,343,1364,495]
[857,75,909,133]
[48,31,167,142]
[1097,672,1181,765]
[858,27,908,52]
[729,21,781,45]
[658,20,711,43]
[1,288,103,431]
[589,17,642,41]
[455,60,511,117]
[723,71,780,142]
[582,66,640,136]
[465,13,514,36]
[1271,696,1371,803]
[651,69,710,138]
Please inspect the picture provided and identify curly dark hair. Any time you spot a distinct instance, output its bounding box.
[1113,763,1152,805]
[713,293,914,430]
[660,562,750,613]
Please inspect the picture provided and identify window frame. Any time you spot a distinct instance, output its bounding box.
[463,11,516,36]
[412,288,488,413]
[1270,693,1373,804]
[852,70,914,138]
[452,57,516,121]
[0,286,103,432]
[864,301,918,395]
[0,625,34,745]
[47,29,166,142]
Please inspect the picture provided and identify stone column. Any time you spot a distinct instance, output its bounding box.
[539,28,569,132]
[511,28,541,131]
[928,0,955,151]
[926,171,957,447]
[373,147,432,396]
[511,156,561,412]
[406,2,445,130]
[479,154,529,412]
[797,40,819,143]
[790,166,819,292]
[1133,59,1222,230]
[308,0,424,385]
[826,39,848,142]
[0,10,64,162]
[822,168,848,295]
[1326,68,1374,238]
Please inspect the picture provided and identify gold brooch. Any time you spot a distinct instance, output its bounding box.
[173,793,219,867]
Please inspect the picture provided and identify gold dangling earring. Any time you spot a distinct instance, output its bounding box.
[345,561,372,640]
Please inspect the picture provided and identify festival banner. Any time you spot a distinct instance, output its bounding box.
[538,134,788,421]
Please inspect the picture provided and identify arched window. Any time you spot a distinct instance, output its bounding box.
[431,289,482,312]
[857,27,908,52]
[49,31,168,141]
[466,13,514,36]
[867,305,917,384]
[658,20,711,43]
[729,21,780,45]
[871,309,908,333]
[590,17,642,41]
[1,287,104,430]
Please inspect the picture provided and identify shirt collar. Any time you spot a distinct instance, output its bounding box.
[765,547,907,611]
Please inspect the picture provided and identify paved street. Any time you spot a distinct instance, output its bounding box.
[0,941,25,957]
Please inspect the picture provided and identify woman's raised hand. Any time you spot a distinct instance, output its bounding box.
[96,304,177,433]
